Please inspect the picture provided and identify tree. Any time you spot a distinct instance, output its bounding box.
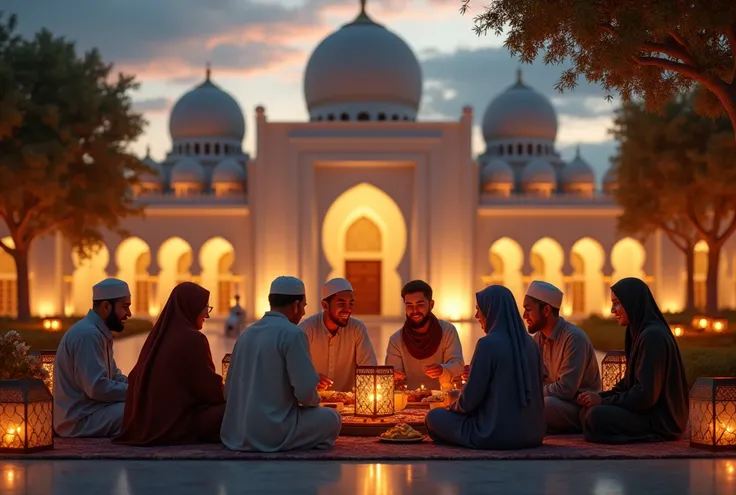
[460,0,736,138]
[0,13,150,321]
[610,91,736,316]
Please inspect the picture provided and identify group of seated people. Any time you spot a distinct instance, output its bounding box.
[51,272,689,452]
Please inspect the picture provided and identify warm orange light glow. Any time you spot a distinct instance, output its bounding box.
[148,304,160,317]
[42,319,61,331]
[673,326,684,337]
[37,302,56,318]
[712,319,727,332]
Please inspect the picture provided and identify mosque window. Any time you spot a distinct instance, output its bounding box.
[498,145,504,156]
[507,144,513,155]
[536,144,542,155]
[185,143,191,154]
[517,144,523,155]
[340,112,349,121]
[204,143,211,155]
[391,114,399,121]
[194,143,201,154]
[327,114,335,121]
[403,116,409,121]
[317,116,324,121]
[357,112,370,121]
[224,144,229,154]
[214,143,220,155]
[527,144,533,155]
[378,113,386,121]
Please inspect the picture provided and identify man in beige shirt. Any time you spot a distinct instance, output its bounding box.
[523,280,601,433]
[299,278,377,392]
[385,280,464,390]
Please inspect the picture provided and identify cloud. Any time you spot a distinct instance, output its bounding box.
[418,46,619,121]
[132,97,172,113]
[3,0,433,81]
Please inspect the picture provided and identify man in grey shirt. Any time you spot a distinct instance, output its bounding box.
[523,281,601,434]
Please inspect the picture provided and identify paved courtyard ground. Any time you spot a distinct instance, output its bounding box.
[1,458,735,494]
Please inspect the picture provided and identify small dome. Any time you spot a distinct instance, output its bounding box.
[562,146,595,185]
[170,158,204,184]
[481,159,514,188]
[212,158,246,184]
[303,4,422,119]
[169,67,245,141]
[139,146,162,184]
[482,70,558,142]
[522,158,556,185]
[603,166,618,193]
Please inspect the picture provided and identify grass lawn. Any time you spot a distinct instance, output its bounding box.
[580,315,736,388]
[0,316,153,350]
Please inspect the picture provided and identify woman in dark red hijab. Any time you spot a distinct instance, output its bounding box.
[114,282,225,445]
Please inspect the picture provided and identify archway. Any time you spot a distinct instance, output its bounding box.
[570,237,606,317]
[115,237,152,316]
[157,237,193,310]
[343,216,382,314]
[610,237,646,283]
[529,237,565,299]
[487,237,524,306]
[0,237,17,316]
[199,237,236,315]
[71,244,110,315]
[322,183,407,317]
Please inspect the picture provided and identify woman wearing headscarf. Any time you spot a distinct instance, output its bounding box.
[113,282,226,445]
[424,285,545,449]
[577,277,688,444]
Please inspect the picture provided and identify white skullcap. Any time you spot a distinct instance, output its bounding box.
[526,280,563,309]
[322,278,353,300]
[269,276,305,296]
[92,278,131,300]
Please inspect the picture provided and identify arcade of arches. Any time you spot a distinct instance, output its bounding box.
[58,236,242,318]
[484,236,648,317]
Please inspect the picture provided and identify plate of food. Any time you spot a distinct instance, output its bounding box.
[378,423,426,443]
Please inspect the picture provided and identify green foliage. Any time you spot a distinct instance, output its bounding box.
[610,91,736,314]
[580,316,736,388]
[0,318,154,349]
[0,12,151,318]
[460,0,736,133]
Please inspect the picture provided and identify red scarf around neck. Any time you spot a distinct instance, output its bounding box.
[401,313,443,360]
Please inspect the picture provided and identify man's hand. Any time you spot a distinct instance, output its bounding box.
[577,392,602,407]
[317,374,333,391]
[461,365,470,381]
[424,364,444,379]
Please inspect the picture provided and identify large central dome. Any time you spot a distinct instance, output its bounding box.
[303,2,422,122]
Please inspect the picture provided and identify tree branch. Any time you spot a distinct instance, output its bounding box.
[633,56,717,87]
[0,238,14,257]
[642,40,695,66]
[667,30,694,56]
[716,210,736,244]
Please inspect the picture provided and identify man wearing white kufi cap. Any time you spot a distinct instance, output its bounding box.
[221,276,341,452]
[523,280,601,434]
[54,278,132,437]
[298,277,377,392]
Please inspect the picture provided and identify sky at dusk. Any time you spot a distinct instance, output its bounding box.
[5,0,619,181]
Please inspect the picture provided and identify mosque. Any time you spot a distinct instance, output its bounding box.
[0,3,729,321]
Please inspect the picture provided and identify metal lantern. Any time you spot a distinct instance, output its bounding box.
[30,350,56,395]
[355,365,394,418]
[689,377,736,451]
[0,379,54,453]
[221,353,232,384]
[601,350,627,391]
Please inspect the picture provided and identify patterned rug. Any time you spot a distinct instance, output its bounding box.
[0,436,729,461]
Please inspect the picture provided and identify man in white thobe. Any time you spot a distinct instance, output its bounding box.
[221,276,342,452]
[523,280,601,433]
[54,278,131,437]
[385,280,464,390]
[299,278,377,392]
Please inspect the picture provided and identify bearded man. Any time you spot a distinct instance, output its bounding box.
[385,280,464,390]
[523,280,601,434]
[54,278,131,437]
[298,278,377,392]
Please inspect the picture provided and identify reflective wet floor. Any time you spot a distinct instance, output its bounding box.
[1,458,734,494]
